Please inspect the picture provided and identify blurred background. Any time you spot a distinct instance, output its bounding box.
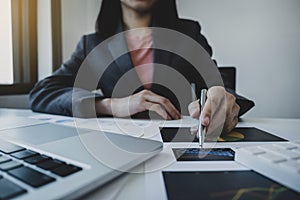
[1,0,299,118]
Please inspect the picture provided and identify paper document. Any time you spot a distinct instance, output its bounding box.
[30,114,197,138]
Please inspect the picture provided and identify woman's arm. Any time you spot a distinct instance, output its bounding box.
[95,90,181,120]
[30,36,102,118]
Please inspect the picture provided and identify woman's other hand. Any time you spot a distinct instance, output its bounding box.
[96,90,181,120]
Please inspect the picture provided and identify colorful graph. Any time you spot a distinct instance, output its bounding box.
[163,171,299,200]
[210,185,288,200]
[218,131,245,142]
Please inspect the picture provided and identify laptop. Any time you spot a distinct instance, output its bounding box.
[0,118,163,199]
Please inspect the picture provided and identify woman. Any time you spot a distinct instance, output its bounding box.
[30,0,254,134]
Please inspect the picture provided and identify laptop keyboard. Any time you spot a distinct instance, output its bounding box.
[0,139,82,199]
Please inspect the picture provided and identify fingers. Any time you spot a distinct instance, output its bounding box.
[188,86,241,137]
[201,97,212,127]
[217,91,240,134]
[143,102,171,120]
[111,90,181,120]
[202,87,241,136]
[201,87,226,128]
[142,90,181,120]
[188,100,200,118]
[223,96,240,133]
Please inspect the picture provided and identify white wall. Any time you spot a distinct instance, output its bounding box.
[60,0,300,118]
[177,0,300,118]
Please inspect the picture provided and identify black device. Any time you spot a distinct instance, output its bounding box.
[173,148,235,161]
[163,171,300,200]
[160,127,286,143]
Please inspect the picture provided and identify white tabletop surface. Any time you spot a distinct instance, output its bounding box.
[1,108,299,200]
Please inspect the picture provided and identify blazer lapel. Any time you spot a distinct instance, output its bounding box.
[107,22,143,95]
[152,28,174,93]
[107,21,134,76]
[152,28,172,71]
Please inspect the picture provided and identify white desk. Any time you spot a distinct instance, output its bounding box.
[1,108,299,200]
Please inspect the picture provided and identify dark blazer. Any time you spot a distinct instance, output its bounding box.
[30,19,254,118]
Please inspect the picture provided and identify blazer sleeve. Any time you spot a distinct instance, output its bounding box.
[29,36,103,118]
[192,21,255,116]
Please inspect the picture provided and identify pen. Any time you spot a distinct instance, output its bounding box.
[198,89,207,148]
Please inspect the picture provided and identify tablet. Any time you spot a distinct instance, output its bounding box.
[160,127,286,143]
[173,148,235,161]
[163,171,299,200]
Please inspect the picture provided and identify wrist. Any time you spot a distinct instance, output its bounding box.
[95,98,112,116]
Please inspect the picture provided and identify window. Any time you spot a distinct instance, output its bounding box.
[0,0,37,95]
[0,0,14,84]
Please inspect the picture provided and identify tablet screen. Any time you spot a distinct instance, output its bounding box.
[173,148,235,161]
[163,171,299,200]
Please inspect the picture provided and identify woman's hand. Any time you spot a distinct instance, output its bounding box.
[96,90,181,120]
[188,86,240,136]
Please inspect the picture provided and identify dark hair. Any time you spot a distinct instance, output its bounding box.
[95,0,179,39]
